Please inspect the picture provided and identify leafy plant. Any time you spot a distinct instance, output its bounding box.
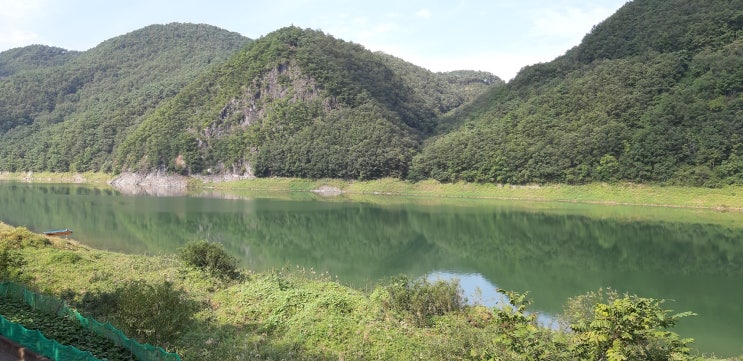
[0,226,50,248]
[489,290,568,361]
[378,275,465,327]
[178,240,239,280]
[0,242,26,281]
[0,226,45,282]
[108,280,200,346]
[568,293,697,361]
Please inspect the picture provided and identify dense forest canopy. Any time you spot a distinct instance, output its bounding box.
[0,23,250,173]
[114,26,499,179]
[0,45,79,77]
[2,0,743,187]
[413,0,743,186]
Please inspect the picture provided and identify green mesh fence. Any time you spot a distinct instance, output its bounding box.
[0,314,99,361]
[0,281,182,361]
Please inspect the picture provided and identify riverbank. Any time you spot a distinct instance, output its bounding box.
[0,223,735,360]
[0,171,110,184]
[1,171,742,211]
[201,177,743,211]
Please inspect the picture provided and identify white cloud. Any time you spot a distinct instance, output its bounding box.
[415,52,548,81]
[353,16,369,26]
[359,23,398,38]
[0,0,48,49]
[0,0,46,19]
[416,8,432,18]
[528,6,614,42]
[363,40,535,81]
[0,29,40,47]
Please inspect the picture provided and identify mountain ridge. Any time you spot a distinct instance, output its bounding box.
[0,23,251,172]
[113,26,500,179]
[2,0,742,187]
[412,0,743,187]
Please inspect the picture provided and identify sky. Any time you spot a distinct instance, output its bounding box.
[0,0,629,81]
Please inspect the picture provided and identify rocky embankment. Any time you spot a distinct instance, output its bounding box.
[108,172,190,196]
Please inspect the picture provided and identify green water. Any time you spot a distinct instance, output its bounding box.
[1,181,742,357]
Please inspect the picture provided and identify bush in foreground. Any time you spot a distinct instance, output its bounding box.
[0,226,46,282]
[0,242,26,281]
[0,226,50,248]
[178,240,239,280]
[108,280,199,346]
[564,289,698,361]
[378,275,465,327]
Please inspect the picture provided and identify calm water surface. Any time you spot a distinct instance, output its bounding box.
[1,181,742,357]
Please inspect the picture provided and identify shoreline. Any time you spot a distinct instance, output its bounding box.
[0,222,736,360]
[0,171,741,211]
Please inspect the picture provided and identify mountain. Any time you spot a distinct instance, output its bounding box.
[0,45,79,77]
[114,26,501,179]
[8,0,738,187]
[411,0,743,187]
[0,23,250,172]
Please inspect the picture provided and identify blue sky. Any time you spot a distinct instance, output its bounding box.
[0,0,628,80]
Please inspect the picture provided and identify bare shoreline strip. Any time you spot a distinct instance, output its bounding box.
[0,172,741,212]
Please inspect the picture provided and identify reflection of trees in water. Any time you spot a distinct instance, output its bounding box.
[3,183,743,281]
[3,182,743,356]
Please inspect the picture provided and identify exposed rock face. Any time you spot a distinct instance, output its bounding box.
[109,172,189,196]
[203,61,337,141]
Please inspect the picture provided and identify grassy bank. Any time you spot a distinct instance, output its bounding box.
[199,177,743,211]
[2,171,742,210]
[0,223,739,360]
[0,171,110,185]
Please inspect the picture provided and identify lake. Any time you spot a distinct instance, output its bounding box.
[1,181,742,357]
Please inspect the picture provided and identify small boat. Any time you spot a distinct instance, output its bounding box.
[43,228,72,236]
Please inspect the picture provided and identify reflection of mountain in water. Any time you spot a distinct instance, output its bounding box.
[3,182,743,284]
[1,182,743,356]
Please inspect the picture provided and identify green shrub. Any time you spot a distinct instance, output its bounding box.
[379,275,465,327]
[490,290,569,361]
[178,240,239,280]
[0,242,26,281]
[109,280,200,346]
[0,226,50,248]
[566,291,697,361]
[560,288,621,331]
[50,251,83,264]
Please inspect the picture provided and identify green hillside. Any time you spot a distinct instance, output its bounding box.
[412,0,743,187]
[115,26,500,179]
[3,0,742,186]
[0,23,250,172]
[0,45,79,77]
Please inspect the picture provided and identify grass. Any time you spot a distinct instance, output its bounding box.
[202,177,743,211]
[0,171,110,185]
[2,171,742,211]
[1,223,740,360]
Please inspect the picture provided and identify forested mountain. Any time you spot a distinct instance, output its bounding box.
[0,25,497,179]
[412,0,743,186]
[3,0,741,186]
[0,23,250,172]
[0,45,79,77]
[114,26,501,179]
